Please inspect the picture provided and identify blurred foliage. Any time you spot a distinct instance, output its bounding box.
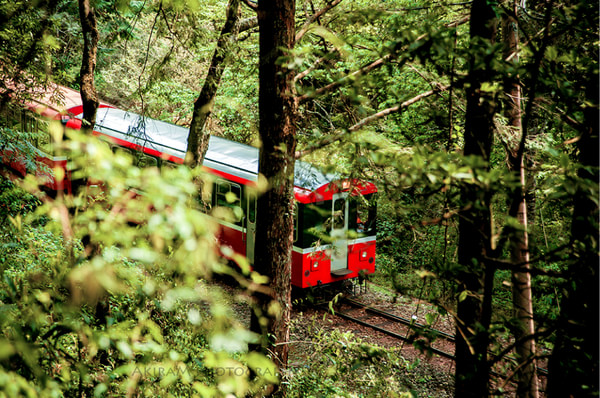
[0,129,277,397]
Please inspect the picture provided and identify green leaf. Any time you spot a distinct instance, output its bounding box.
[480,82,500,93]
[425,313,436,326]
[246,352,279,384]
[0,339,15,360]
[545,46,558,61]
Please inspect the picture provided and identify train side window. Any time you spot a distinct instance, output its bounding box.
[299,201,330,248]
[215,180,242,223]
[355,193,377,235]
[2,106,16,127]
[248,191,256,224]
[113,146,135,160]
[37,129,52,154]
[160,160,177,170]
[23,113,37,133]
[138,153,158,168]
[293,202,298,243]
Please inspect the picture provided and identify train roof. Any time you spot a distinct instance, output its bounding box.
[13,83,112,120]
[84,108,377,202]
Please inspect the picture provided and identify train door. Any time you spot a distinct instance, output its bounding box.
[330,193,350,275]
[246,191,257,263]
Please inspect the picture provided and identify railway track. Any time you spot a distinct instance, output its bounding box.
[320,296,549,381]
[320,296,456,360]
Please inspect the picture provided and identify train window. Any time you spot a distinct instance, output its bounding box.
[333,198,346,230]
[298,201,331,248]
[113,146,135,161]
[160,160,177,170]
[1,106,15,126]
[138,154,158,168]
[293,202,298,243]
[248,191,256,224]
[23,113,37,133]
[215,180,242,223]
[350,193,377,236]
[98,139,112,152]
[37,130,52,154]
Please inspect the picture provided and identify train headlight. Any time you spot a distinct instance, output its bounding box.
[311,259,319,271]
[360,250,368,261]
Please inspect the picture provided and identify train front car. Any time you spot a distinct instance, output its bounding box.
[292,162,377,288]
[0,84,112,194]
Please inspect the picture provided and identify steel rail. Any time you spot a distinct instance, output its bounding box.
[343,297,456,342]
[338,297,549,378]
[319,304,456,360]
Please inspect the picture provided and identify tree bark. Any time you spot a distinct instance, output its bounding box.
[547,68,599,398]
[186,0,241,166]
[78,0,99,129]
[250,0,296,395]
[454,0,498,396]
[502,4,539,397]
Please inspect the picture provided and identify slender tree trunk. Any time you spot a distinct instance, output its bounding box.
[502,4,539,397]
[547,69,599,398]
[454,1,498,396]
[78,0,99,129]
[78,0,104,325]
[186,0,241,166]
[250,0,296,395]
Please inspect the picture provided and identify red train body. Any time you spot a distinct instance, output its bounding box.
[0,84,112,193]
[1,85,377,288]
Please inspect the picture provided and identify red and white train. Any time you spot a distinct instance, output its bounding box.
[1,84,377,288]
[0,85,113,193]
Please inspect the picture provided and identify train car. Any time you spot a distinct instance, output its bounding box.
[73,106,377,288]
[1,85,377,288]
[0,84,112,194]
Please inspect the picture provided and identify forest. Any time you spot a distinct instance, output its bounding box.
[0,0,597,397]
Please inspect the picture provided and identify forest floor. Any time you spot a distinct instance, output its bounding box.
[224,279,547,397]
[224,280,455,396]
[291,284,455,397]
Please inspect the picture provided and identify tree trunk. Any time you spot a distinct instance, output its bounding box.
[186,0,241,167]
[502,4,539,397]
[250,0,296,395]
[78,0,99,129]
[547,68,599,398]
[454,0,498,396]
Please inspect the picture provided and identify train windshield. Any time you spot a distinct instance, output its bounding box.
[295,193,377,249]
[296,201,331,249]
[349,193,377,237]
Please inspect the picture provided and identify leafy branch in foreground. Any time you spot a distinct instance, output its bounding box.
[0,130,278,397]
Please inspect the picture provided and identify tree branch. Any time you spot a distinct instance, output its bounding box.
[295,83,448,158]
[241,0,257,10]
[445,14,470,28]
[294,55,326,82]
[295,0,344,42]
[297,54,392,103]
[351,83,450,131]
[296,32,428,103]
[237,16,258,32]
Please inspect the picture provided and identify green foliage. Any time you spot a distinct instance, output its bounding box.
[287,313,453,397]
[0,131,277,397]
[0,1,56,88]
[0,177,41,220]
[1,0,596,392]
